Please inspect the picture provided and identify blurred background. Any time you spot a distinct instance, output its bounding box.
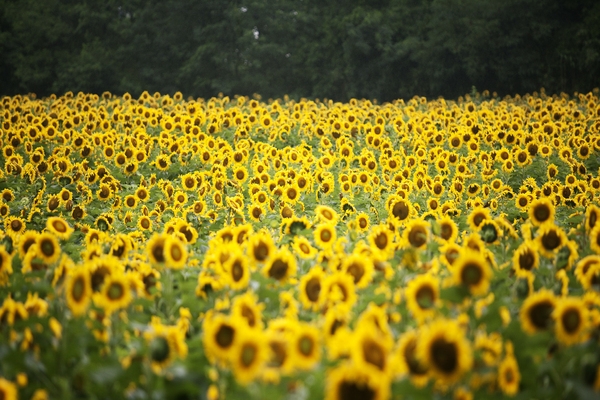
[1,0,599,101]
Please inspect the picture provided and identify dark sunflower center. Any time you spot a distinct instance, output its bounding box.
[231,261,244,282]
[541,230,561,250]
[305,277,321,302]
[392,201,409,220]
[461,263,483,286]
[170,245,182,262]
[346,263,365,284]
[241,343,257,367]
[269,341,287,367]
[561,308,581,334]
[11,219,22,231]
[441,224,453,240]
[152,243,165,263]
[215,325,234,348]
[72,276,85,302]
[107,282,124,300]
[150,336,170,363]
[408,227,427,247]
[241,305,256,327]
[519,251,535,271]
[505,368,515,383]
[269,259,288,280]
[339,381,376,400]
[320,229,332,243]
[528,300,554,330]
[299,336,314,356]
[430,337,458,374]
[404,339,428,375]
[359,218,368,229]
[374,233,388,250]
[416,285,435,309]
[362,339,385,370]
[254,242,269,261]
[41,239,55,256]
[534,205,550,222]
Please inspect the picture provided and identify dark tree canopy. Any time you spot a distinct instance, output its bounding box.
[1,0,599,101]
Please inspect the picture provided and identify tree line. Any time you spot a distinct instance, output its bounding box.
[1,0,599,102]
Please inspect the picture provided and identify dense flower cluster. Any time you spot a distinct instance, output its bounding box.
[1,89,600,399]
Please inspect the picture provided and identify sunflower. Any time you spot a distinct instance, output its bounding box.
[230,329,269,385]
[553,296,589,346]
[368,224,395,259]
[585,204,600,233]
[512,241,539,278]
[223,252,250,290]
[4,216,25,239]
[290,322,321,370]
[314,223,337,250]
[402,219,430,249]
[164,236,187,269]
[299,266,326,310]
[417,319,473,386]
[323,272,357,310]
[35,232,61,264]
[394,330,429,386]
[95,273,133,314]
[144,319,188,374]
[325,363,390,400]
[262,247,297,283]
[0,245,13,285]
[536,223,567,258]
[341,253,374,288]
[529,198,555,226]
[497,352,520,396]
[292,236,318,259]
[45,217,74,241]
[467,206,491,231]
[248,230,277,264]
[520,289,556,335]
[65,268,92,317]
[479,219,502,244]
[437,215,458,243]
[147,233,168,265]
[203,313,241,364]
[354,212,370,232]
[453,250,492,296]
[315,205,339,225]
[405,274,439,323]
[232,292,264,330]
[0,378,17,400]
[351,324,393,379]
[590,224,600,255]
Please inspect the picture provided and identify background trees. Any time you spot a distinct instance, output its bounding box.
[1,0,598,101]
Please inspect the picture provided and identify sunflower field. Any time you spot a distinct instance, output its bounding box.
[1,89,600,400]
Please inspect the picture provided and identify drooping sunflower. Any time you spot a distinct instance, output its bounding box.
[520,289,556,335]
[405,274,440,323]
[529,198,555,226]
[417,319,473,386]
[452,250,492,296]
[553,296,589,346]
[65,268,92,317]
[298,266,326,310]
